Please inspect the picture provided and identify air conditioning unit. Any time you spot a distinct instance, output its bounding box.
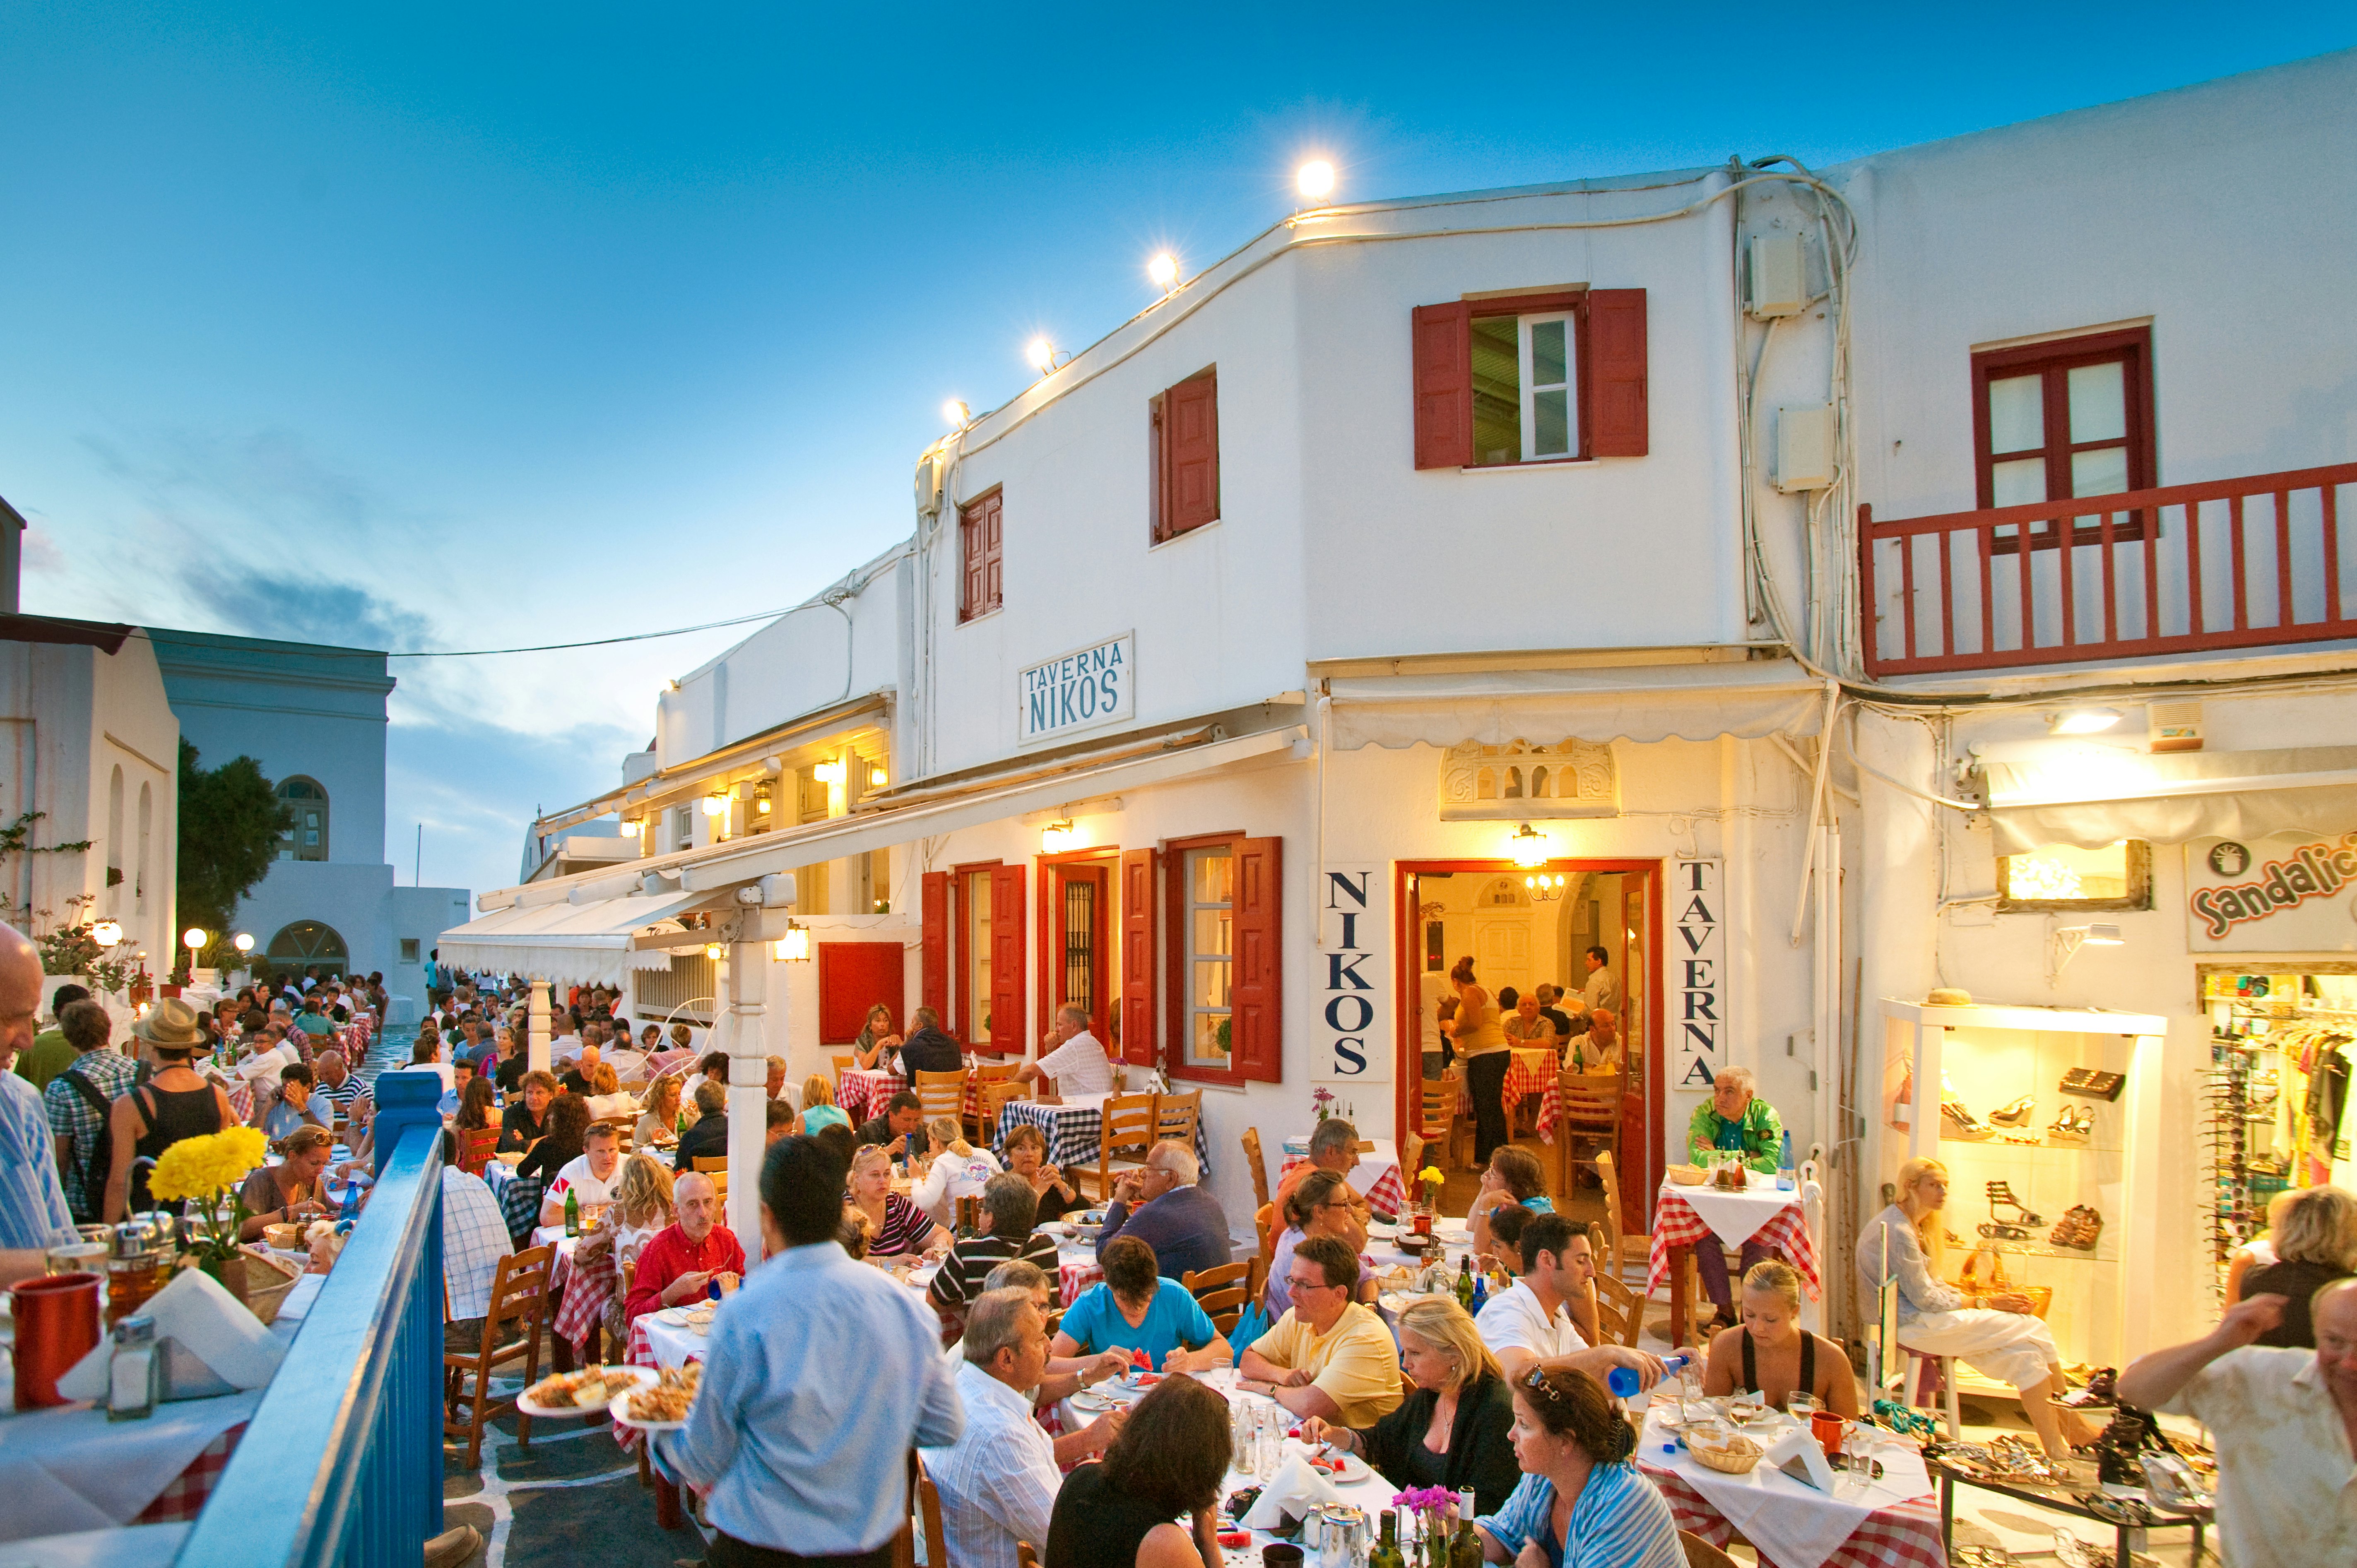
[1747,234,1807,319]
[1773,404,1837,493]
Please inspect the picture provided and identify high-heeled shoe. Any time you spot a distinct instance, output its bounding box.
[1943,1093,1993,1141]
[1988,1095,2036,1127]
[1986,1179,2043,1227]
[2048,1104,2090,1145]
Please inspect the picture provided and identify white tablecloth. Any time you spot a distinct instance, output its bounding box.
[0,1390,264,1541]
[1637,1407,1931,1568]
[1672,1171,1802,1248]
[0,1522,192,1568]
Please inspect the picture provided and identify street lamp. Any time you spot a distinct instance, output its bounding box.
[183,928,208,954]
[91,919,123,948]
[232,933,255,955]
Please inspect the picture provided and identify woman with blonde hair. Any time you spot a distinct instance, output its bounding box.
[1857,1157,2095,1457]
[1450,955,1512,1163]
[634,1073,684,1150]
[847,1142,949,1258]
[1300,1295,1521,1513]
[2237,1183,2357,1347]
[798,1075,851,1136]
[1701,1259,1859,1415]
[910,1115,1002,1227]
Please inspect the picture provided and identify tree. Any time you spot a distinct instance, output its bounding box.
[177,740,293,957]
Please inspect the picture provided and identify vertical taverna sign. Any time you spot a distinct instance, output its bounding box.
[1673,858,1726,1087]
[1019,632,1136,745]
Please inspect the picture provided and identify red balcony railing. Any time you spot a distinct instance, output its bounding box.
[1859,463,2357,676]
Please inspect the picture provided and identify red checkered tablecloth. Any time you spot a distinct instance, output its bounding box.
[130,1421,249,1524]
[1644,1188,1822,1298]
[838,1067,907,1123]
[1279,1152,1407,1217]
[552,1240,615,1352]
[1639,1462,1946,1568]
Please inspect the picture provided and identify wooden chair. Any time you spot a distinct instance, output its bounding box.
[913,1068,968,1128]
[457,1125,500,1176]
[693,1156,727,1174]
[443,1245,554,1468]
[968,1062,1018,1143]
[1254,1203,1276,1267]
[1678,1531,1739,1568]
[708,1170,728,1205]
[1554,1070,1622,1196]
[1397,1132,1424,1200]
[1016,1545,1040,1568]
[1592,1152,1652,1285]
[1588,1223,1646,1348]
[1183,1260,1253,1335]
[1081,1092,1158,1201]
[1154,1089,1202,1153]
[1245,1251,1267,1308]
[591,1115,637,1153]
[1240,1127,1272,1214]
[1419,1077,1469,1170]
[831,1052,856,1086]
[902,1449,945,1568]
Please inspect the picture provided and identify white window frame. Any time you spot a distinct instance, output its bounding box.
[1519,312,1577,462]
[1181,845,1233,1070]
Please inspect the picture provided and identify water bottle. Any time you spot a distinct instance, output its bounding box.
[1470,1273,1488,1313]
[1607,1351,1689,1400]
[1777,1130,1796,1192]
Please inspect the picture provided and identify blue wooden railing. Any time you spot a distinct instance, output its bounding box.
[176,1070,447,1568]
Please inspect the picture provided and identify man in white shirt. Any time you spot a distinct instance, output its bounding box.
[1579,945,1620,1015]
[540,1121,624,1226]
[1016,1004,1114,1099]
[1478,1213,1661,1390]
[2116,1281,2357,1568]
[920,1288,1070,1568]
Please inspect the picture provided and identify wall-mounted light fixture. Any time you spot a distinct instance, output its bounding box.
[1147,252,1179,291]
[92,919,123,948]
[775,921,811,962]
[2048,708,2123,735]
[1508,823,1550,869]
[701,789,729,817]
[942,399,972,430]
[869,765,887,787]
[2048,919,2124,986]
[1040,819,1076,853]
[1026,337,1060,376]
[754,784,772,815]
[1523,872,1567,902]
[1296,159,1336,202]
[813,760,845,786]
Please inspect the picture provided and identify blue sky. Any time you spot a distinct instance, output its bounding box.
[10,3,2352,904]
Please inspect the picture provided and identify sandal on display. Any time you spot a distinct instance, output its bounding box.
[1977,1221,2030,1241]
[2049,1205,2104,1251]
[2048,1105,2090,1145]
[1942,1093,1994,1141]
[1986,1179,2044,1227]
[1987,1095,2036,1127]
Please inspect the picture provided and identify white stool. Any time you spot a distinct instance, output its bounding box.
[1901,1347,1964,1439]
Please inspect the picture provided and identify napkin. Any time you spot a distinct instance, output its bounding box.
[1240,1451,1344,1531]
[55,1268,288,1403]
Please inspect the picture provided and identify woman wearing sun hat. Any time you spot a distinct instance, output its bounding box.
[103,998,238,1220]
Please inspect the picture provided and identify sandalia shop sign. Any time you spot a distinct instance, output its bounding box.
[2185,832,2357,951]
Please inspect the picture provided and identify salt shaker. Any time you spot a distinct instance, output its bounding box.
[107,1315,161,1421]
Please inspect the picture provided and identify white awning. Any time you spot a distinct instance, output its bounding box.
[1325,659,1829,750]
[437,885,716,987]
[1984,745,2357,854]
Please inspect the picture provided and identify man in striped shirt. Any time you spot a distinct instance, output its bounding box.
[313,1050,365,1115]
[928,1172,1061,1321]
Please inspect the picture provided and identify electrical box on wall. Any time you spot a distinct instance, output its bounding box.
[1746,234,1807,318]
[1773,404,1837,492]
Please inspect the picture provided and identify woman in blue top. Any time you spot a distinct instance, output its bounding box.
[1473,1366,1683,1568]
[1051,1234,1233,1374]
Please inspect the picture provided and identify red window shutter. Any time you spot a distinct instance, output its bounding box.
[959,492,1003,620]
[920,870,949,1014]
[1120,848,1158,1066]
[1164,373,1220,536]
[1411,303,1473,470]
[816,941,905,1046]
[1587,289,1649,457]
[1230,835,1283,1082]
[990,861,1026,1057]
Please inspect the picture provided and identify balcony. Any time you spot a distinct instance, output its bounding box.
[1858,463,2357,677]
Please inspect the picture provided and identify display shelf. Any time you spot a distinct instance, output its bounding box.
[1938,1133,2126,1156]
[1949,1237,2113,1263]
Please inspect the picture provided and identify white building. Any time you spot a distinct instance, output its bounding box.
[448,49,2357,1378]
[150,629,469,1017]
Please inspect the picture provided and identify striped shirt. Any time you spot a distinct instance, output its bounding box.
[2,1072,75,1249]
[868,1192,936,1258]
[1476,1462,1683,1568]
[316,1075,364,1111]
[927,1229,1062,1314]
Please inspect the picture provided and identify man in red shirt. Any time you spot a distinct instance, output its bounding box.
[623,1171,745,1323]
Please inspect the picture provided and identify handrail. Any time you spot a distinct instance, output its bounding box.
[176,1072,446,1568]
[1859,462,2357,676]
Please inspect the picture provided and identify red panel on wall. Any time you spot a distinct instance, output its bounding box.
[818,941,905,1046]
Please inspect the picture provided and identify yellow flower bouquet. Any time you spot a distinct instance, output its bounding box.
[148,1126,271,1271]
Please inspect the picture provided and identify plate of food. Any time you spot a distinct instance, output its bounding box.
[519,1365,654,1418]
[1069,1390,1118,1413]
[1297,1444,1373,1484]
[611,1364,702,1431]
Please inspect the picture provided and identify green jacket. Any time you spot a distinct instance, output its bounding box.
[1687,1095,1783,1173]
[14,1030,75,1094]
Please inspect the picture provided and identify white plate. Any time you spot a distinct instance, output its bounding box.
[656,1306,690,1326]
[1432,1221,1472,1242]
[1069,1391,1117,1413]
[608,1404,691,1433]
[518,1365,655,1419]
[1365,1222,1399,1240]
[1292,1443,1373,1484]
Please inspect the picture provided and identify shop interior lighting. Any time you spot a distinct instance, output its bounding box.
[2049,707,2123,735]
[2048,920,2124,987]
[1147,252,1179,291]
[232,932,255,955]
[775,921,811,962]
[1508,823,1550,869]
[91,919,123,948]
[942,399,971,430]
[1296,159,1336,202]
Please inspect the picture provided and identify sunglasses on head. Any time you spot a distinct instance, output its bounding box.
[1521,1367,1570,1404]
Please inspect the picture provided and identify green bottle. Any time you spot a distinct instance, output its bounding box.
[1449,1491,1484,1568]
[1454,1255,1475,1310]
[563,1186,581,1238]
[1368,1509,1406,1568]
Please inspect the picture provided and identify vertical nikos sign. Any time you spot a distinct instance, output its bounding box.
[1673,859,1726,1088]
[1018,632,1136,745]
[1313,865,1390,1084]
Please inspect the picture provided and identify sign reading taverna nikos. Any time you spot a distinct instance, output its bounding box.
[1018,632,1135,744]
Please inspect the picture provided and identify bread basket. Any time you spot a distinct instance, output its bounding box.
[1688,1431,1764,1474]
[1666,1164,1705,1186]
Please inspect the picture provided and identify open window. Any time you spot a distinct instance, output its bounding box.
[1413,289,1648,469]
[1997,839,2153,913]
[1163,832,1282,1086]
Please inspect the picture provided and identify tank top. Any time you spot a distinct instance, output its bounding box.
[1738,1328,1818,1407]
[1044,1463,1184,1568]
[130,1080,226,1212]
[1455,989,1509,1056]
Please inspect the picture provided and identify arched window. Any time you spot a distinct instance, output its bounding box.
[135,781,152,913]
[277,777,330,861]
[106,765,125,889]
[266,920,349,974]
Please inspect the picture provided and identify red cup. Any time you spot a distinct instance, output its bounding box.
[12,1271,103,1409]
[1810,1408,1847,1459]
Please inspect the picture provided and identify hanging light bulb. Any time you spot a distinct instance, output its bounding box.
[1508,823,1550,869]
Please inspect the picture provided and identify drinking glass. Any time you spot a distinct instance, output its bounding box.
[1256,1405,1281,1475]
[1231,1403,1258,1477]
[1843,1424,1876,1486]
[1786,1391,1820,1424]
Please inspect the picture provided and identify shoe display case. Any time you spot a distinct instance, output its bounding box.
[1878,998,2167,1382]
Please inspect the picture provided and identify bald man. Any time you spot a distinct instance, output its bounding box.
[2117,1279,2357,1568]
[0,923,78,1283]
[623,1169,746,1322]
